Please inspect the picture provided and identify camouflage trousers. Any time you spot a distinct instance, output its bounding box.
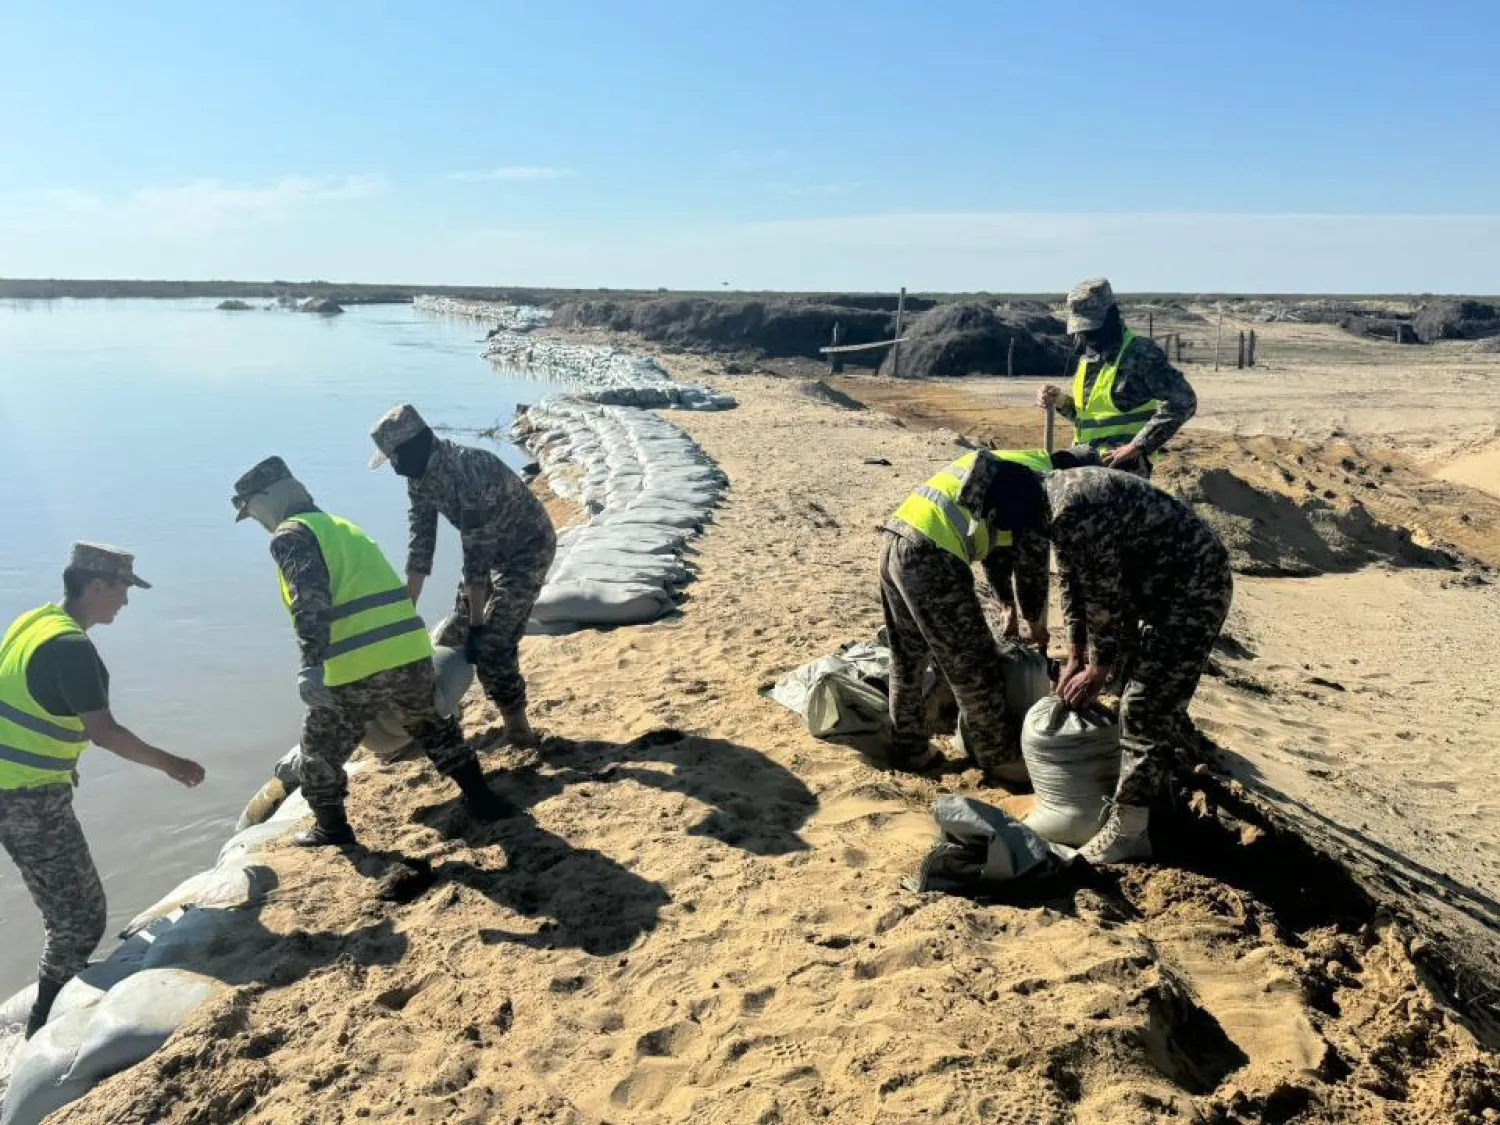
[302,660,476,814]
[1115,551,1233,806]
[445,529,556,713]
[0,785,107,985]
[879,533,1021,775]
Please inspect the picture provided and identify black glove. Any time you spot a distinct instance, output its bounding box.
[463,623,486,664]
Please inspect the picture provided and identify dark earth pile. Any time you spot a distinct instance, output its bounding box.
[1414,300,1500,343]
[878,302,1069,380]
[552,298,895,363]
[1339,314,1419,343]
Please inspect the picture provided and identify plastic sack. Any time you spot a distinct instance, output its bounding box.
[903,795,1071,894]
[1,970,218,1125]
[1020,697,1122,846]
[530,580,676,626]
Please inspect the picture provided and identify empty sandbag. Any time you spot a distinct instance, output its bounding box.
[1020,697,1122,846]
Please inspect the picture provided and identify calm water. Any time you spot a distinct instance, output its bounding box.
[0,299,558,995]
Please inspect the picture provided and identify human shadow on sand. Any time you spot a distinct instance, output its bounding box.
[410,727,818,956]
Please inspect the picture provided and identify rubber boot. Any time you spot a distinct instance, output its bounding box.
[502,707,539,748]
[294,806,357,847]
[24,977,65,1039]
[449,758,514,821]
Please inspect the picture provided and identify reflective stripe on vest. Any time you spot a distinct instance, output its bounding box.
[279,512,434,688]
[0,605,89,790]
[1071,330,1162,449]
[889,449,1052,564]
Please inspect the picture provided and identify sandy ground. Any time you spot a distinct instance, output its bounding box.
[53,321,1500,1123]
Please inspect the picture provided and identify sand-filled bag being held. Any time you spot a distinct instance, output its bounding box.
[1020,697,1121,846]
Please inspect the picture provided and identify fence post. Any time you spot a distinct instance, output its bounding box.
[1174,334,1183,363]
[829,322,844,374]
[1148,312,1154,340]
[1237,330,1246,369]
[1248,329,1257,367]
[1214,307,1224,371]
[1007,336,1016,378]
[891,287,906,378]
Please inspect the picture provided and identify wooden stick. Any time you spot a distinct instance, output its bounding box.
[892,286,907,378]
[1007,336,1016,378]
[1214,307,1224,371]
[1044,403,1056,453]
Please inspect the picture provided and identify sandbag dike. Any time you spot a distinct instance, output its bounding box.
[514,399,729,632]
[412,295,553,333]
[0,769,368,1124]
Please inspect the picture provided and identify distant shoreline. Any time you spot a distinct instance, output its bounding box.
[3,278,1492,303]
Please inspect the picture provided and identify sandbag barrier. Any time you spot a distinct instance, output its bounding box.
[513,398,729,631]
[412,296,553,333]
[484,327,736,411]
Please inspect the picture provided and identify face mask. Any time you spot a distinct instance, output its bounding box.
[391,429,436,479]
[244,478,314,531]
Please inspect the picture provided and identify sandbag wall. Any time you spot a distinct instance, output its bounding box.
[485,330,736,411]
[412,296,553,332]
[514,399,729,630]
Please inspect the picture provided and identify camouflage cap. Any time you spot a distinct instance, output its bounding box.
[68,542,151,589]
[231,455,295,522]
[1065,277,1116,334]
[368,403,430,469]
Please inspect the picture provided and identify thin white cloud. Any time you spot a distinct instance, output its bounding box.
[445,167,575,182]
[0,175,384,236]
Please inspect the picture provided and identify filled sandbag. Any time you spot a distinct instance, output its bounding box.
[998,641,1053,718]
[1020,698,1121,846]
[529,580,676,626]
[1,971,219,1125]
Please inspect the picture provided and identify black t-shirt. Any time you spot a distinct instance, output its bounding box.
[25,633,110,717]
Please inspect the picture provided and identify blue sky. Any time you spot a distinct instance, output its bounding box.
[2,0,1497,291]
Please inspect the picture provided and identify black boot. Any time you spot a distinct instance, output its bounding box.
[449,758,514,822]
[25,976,65,1039]
[294,805,357,847]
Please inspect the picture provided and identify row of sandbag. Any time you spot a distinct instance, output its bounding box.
[513,398,727,630]
[412,296,553,333]
[484,330,736,411]
[0,775,334,1125]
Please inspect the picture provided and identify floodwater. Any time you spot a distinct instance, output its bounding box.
[0,299,557,995]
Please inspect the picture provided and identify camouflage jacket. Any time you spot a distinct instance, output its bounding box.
[406,438,552,582]
[1041,468,1227,668]
[1055,334,1196,455]
[268,511,333,670]
[980,534,1051,624]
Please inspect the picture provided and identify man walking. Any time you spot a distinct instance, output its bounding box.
[368,404,556,747]
[980,463,1233,864]
[232,456,508,847]
[1036,278,1197,477]
[0,543,204,1037]
[880,448,1077,780]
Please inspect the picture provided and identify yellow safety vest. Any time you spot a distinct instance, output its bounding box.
[279,512,434,688]
[1071,330,1162,449]
[889,449,1053,565]
[0,605,90,790]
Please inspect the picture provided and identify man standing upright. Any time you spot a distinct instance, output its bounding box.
[232,456,509,847]
[0,543,204,1037]
[1036,278,1197,478]
[368,404,556,747]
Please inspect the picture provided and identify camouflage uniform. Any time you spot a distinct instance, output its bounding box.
[405,438,556,713]
[1055,278,1196,480]
[271,517,476,813]
[0,786,107,986]
[878,531,1025,776]
[1036,468,1232,803]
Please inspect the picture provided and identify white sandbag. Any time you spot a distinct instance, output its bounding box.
[48,923,165,1023]
[1,1004,94,1125]
[121,853,265,936]
[68,970,218,1082]
[598,506,709,529]
[1020,698,1122,846]
[550,555,689,588]
[530,580,676,626]
[998,641,1053,718]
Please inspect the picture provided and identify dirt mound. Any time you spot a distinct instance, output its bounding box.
[799,379,866,410]
[1473,335,1500,354]
[879,302,1068,380]
[1414,299,1500,343]
[552,298,894,363]
[1176,466,1452,576]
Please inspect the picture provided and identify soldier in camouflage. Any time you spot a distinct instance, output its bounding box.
[1,544,204,1037]
[232,457,509,847]
[1036,278,1197,479]
[984,463,1233,864]
[368,403,556,746]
